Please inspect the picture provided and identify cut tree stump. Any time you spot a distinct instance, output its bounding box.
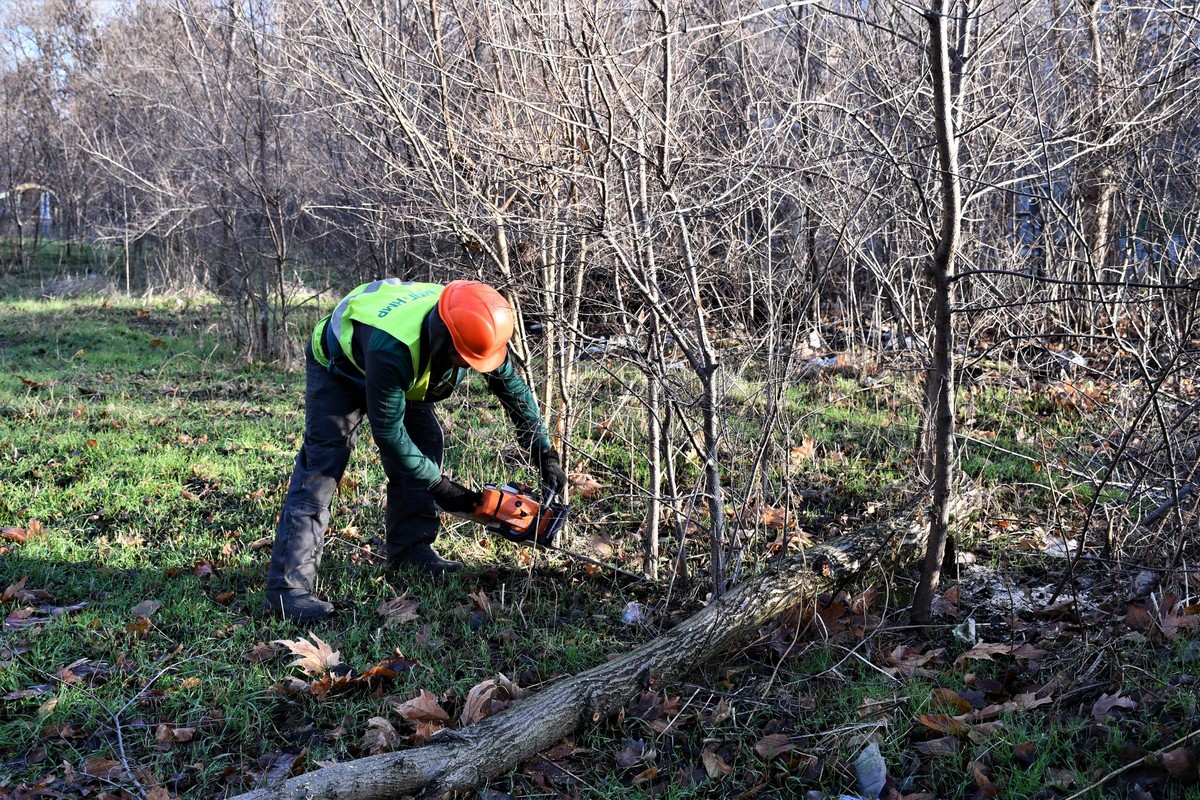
[229,497,952,800]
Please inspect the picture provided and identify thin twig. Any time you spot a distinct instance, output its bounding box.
[1060,728,1200,800]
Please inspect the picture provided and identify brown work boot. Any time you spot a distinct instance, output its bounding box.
[389,544,462,576]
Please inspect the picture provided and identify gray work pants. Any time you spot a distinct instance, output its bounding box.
[265,345,444,594]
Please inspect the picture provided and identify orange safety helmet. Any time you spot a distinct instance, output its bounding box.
[438,280,515,372]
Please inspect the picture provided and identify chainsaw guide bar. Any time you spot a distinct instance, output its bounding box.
[456,483,648,582]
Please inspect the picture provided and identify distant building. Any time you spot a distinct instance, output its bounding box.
[0,183,54,237]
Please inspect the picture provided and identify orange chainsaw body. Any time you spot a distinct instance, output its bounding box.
[470,483,566,545]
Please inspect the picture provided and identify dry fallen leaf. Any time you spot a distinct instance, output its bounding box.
[790,436,818,463]
[754,733,795,760]
[411,719,447,744]
[1161,746,1198,781]
[912,736,961,758]
[931,687,975,714]
[631,765,659,784]
[83,757,126,780]
[2,578,27,602]
[391,689,449,723]
[377,596,421,627]
[1,519,43,543]
[362,717,402,756]
[260,750,306,784]
[701,747,733,777]
[955,641,1044,666]
[1012,741,1038,768]
[569,473,604,498]
[460,679,499,726]
[469,589,493,616]
[1091,692,1138,723]
[615,738,653,769]
[2,684,53,701]
[967,693,1052,722]
[916,713,971,737]
[115,532,144,548]
[155,723,196,746]
[273,633,341,677]
[131,600,161,618]
[246,642,280,664]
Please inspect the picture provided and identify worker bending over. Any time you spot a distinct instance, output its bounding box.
[264,279,565,622]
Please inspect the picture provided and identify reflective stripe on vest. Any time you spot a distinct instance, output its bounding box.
[311,315,332,367]
[316,280,444,401]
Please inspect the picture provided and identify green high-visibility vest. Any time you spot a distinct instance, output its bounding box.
[312,280,443,401]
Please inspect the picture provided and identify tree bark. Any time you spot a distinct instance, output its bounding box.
[910,0,962,625]
[228,516,936,800]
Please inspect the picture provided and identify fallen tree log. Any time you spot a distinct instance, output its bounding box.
[231,503,942,800]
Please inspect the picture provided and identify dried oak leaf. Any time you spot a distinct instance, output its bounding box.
[1126,603,1155,633]
[912,736,960,758]
[917,713,971,738]
[1091,693,1138,723]
[2,577,27,601]
[469,589,493,616]
[1161,747,1198,781]
[701,746,733,777]
[247,642,281,664]
[955,641,1044,666]
[460,680,499,727]
[616,738,654,769]
[84,757,127,780]
[131,600,161,618]
[391,688,450,723]
[791,436,818,462]
[362,717,402,756]
[1,519,43,543]
[754,733,795,760]
[931,687,975,714]
[259,749,307,784]
[569,473,604,498]
[272,633,341,677]
[155,723,196,746]
[1012,741,1038,768]
[411,719,446,744]
[2,684,53,701]
[377,596,421,627]
[967,693,1052,722]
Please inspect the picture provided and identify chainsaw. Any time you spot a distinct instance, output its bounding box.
[469,482,568,548]
[461,483,647,582]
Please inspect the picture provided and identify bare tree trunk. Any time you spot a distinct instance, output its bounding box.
[1080,0,1115,336]
[645,317,663,580]
[911,0,961,625]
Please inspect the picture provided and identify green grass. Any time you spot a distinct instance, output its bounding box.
[1,280,1197,799]
[0,238,124,298]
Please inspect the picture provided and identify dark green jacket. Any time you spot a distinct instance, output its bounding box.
[312,280,550,487]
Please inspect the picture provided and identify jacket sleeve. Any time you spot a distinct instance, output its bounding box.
[484,355,553,455]
[362,330,442,488]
